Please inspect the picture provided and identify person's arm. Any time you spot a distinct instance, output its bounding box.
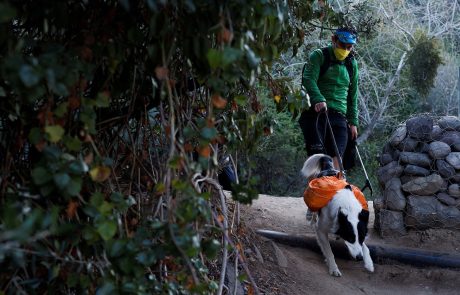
[347,59,359,139]
[303,49,326,108]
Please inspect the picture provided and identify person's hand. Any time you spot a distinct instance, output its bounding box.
[349,125,358,140]
[314,102,327,112]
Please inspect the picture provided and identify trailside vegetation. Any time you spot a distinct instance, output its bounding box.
[0,0,340,294]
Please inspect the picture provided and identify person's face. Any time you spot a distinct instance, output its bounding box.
[332,36,354,51]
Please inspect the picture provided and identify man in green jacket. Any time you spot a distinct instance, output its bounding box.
[299,27,358,170]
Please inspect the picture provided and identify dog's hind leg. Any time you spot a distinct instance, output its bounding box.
[362,243,374,272]
[315,229,342,277]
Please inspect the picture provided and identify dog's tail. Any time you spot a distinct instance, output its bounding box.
[301,154,327,181]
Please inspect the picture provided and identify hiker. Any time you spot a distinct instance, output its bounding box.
[298,27,359,171]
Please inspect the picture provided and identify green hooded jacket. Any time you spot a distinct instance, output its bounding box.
[302,45,359,126]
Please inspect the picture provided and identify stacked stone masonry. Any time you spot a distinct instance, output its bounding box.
[374,115,460,236]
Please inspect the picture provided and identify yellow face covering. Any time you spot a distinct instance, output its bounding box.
[333,47,350,61]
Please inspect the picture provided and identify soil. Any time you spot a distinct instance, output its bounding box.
[238,194,460,295]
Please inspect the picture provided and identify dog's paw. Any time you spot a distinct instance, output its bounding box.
[329,267,342,277]
[365,261,374,273]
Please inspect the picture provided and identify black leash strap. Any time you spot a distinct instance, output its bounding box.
[355,145,374,197]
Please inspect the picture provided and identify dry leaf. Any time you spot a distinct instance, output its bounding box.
[212,93,227,109]
[217,28,233,44]
[198,145,211,158]
[66,200,79,219]
[89,166,111,182]
[155,66,169,81]
[274,95,281,103]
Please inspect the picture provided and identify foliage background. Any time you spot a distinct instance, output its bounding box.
[0,0,458,294]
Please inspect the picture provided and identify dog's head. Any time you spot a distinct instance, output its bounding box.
[301,154,338,182]
[335,205,369,260]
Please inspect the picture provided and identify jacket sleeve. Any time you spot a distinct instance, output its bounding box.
[303,49,326,106]
[346,59,359,127]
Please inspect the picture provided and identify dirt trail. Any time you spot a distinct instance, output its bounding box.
[240,194,460,295]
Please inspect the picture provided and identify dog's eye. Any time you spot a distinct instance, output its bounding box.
[336,211,356,243]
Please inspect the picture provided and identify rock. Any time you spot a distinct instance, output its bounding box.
[373,197,385,211]
[379,153,393,166]
[405,196,440,229]
[401,174,444,195]
[437,204,460,229]
[439,131,460,146]
[430,125,443,141]
[271,241,288,268]
[453,142,460,152]
[253,244,264,263]
[403,164,430,176]
[401,175,419,185]
[438,116,460,131]
[377,161,404,187]
[406,116,433,141]
[446,152,460,169]
[390,126,407,147]
[436,192,457,206]
[225,264,245,295]
[450,174,460,185]
[436,160,456,179]
[417,142,430,153]
[383,178,406,211]
[397,137,418,152]
[428,141,451,159]
[448,184,460,198]
[375,209,407,236]
[399,152,432,168]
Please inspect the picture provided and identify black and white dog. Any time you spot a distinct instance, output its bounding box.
[301,154,374,276]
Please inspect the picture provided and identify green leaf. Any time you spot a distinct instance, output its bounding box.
[207,49,222,69]
[96,92,110,107]
[90,192,105,207]
[203,239,220,259]
[32,167,52,185]
[200,127,217,140]
[28,128,42,144]
[222,47,242,67]
[19,65,40,87]
[96,220,117,241]
[45,125,65,143]
[66,177,82,196]
[96,282,116,295]
[99,201,114,215]
[234,95,248,106]
[55,102,68,118]
[0,86,6,97]
[53,173,71,190]
[63,136,82,152]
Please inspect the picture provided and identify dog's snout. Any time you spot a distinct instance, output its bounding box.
[356,254,363,261]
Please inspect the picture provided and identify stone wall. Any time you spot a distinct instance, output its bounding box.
[374,115,460,236]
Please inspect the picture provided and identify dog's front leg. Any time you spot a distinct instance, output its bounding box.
[362,243,374,272]
[316,230,342,277]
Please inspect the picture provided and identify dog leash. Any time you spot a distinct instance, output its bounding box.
[316,108,345,178]
[354,144,374,197]
[317,108,374,196]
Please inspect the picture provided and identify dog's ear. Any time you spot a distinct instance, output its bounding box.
[359,209,369,223]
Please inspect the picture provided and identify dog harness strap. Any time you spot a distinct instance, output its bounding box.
[303,176,368,211]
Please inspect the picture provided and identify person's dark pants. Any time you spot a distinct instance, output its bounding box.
[298,108,348,158]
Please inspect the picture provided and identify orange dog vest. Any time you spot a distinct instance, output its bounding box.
[303,176,368,212]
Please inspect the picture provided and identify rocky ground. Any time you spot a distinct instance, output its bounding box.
[238,194,460,295]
